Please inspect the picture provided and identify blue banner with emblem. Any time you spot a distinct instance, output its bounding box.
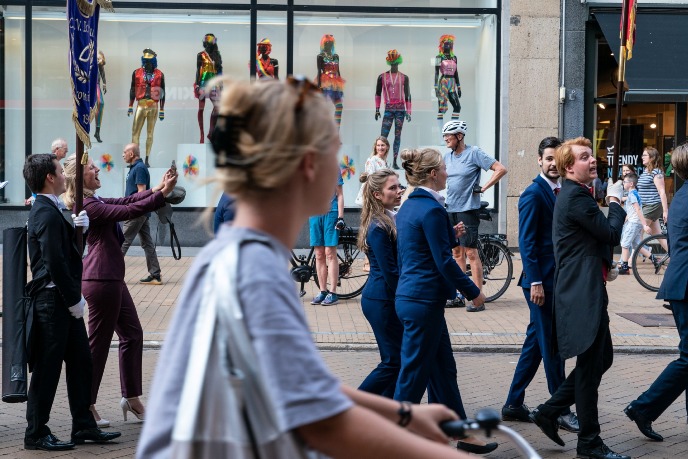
[68,0,113,149]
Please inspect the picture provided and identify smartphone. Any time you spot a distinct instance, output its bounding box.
[170,160,177,173]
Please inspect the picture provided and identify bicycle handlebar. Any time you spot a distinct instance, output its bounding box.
[439,409,542,459]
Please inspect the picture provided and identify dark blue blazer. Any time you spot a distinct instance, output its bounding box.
[517,175,556,291]
[657,184,688,301]
[396,188,480,302]
[361,220,398,301]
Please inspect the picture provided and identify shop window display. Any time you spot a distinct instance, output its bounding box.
[1,7,497,208]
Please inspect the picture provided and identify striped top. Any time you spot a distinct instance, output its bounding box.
[637,168,663,206]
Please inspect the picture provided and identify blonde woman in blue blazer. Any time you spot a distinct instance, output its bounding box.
[395,148,494,455]
[357,169,404,397]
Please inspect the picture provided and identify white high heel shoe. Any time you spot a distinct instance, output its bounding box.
[120,397,145,421]
[90,405,110,428]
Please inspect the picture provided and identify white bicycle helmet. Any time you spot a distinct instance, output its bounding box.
[442,120,468,135]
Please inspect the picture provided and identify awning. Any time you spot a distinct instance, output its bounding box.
[595,11,688,102]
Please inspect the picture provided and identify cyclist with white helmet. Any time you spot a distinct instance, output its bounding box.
[442,120,507,311]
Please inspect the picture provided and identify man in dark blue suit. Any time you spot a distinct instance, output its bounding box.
[528,137,628,459]
[502,137,579,433]
[624,143,688,442]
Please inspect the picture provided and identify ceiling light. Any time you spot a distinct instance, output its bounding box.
[598,103,606,110]
[650,123,657,129]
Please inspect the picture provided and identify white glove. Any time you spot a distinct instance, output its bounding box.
[71,210,89,231]
[605,179,624,205]
[68,296,86,319]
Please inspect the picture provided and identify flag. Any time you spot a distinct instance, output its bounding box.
[68,0,113,150]
[619,0,638,60]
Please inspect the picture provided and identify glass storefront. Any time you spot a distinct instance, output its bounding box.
[1,2,500,208]
[594,37,679,202]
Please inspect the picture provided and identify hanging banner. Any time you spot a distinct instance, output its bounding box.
[68,0,113,149]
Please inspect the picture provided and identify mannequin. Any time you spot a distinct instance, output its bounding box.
[128,48,165,167]
[434,34,462,135]
[316,34,345,129]
[375,49,411,170]
[94,51,107,143]
[255,38,278,79]
[194,33,223,144]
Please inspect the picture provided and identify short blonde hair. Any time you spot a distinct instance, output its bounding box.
[672,143,688,180]
[555,137,593,178]
[211,77,338,197]
[399,148,442,187]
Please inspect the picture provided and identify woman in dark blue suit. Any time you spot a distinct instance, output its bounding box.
[357,169,404,397]
[625,143,688,441]
[395,148,495,454]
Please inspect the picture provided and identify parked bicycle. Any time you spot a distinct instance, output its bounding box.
[464,202,514,303]
[631,232,669,292]
[289,226,368,299]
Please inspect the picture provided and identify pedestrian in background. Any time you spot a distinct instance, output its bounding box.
[120,143,164,285]
[355,136,390,206]
[624,142,688,442]
[638,147,669,250]
[395,147,495,455]
[63,154,177,428]
[357,169,404,398]
[502,137,579,433]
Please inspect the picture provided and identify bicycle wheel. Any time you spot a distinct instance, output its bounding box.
[480,240,513,303]
[631,234,669,292]
[312,240,368,299]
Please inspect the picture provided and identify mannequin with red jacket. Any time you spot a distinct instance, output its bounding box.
[128,49,165,167]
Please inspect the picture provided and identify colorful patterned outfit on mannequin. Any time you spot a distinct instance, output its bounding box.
[316,34,345,129]
[255,38,279,79]
[435,35,462,135]
[195,34,222,144]
[375,50,411,169]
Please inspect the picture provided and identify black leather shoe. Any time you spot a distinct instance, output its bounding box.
[24,434,75,451]
[457,441,499,454]
[529,408,565,446]
[502,404,532,422]
[576,443,630,459]
[72,428,122,444]
[624,403,663,441]
[558,412,580,433]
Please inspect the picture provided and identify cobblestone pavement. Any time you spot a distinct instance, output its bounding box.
[0,350,685,458]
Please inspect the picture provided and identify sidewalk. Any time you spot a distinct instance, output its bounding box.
[1,246,676,351]
[119,248,679,353]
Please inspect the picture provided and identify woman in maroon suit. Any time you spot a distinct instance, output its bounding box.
[63,155,177,427]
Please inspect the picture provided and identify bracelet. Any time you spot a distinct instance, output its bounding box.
[397,401,412,427]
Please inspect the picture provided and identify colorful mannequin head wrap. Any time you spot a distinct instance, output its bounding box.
[141,48,157,69]
[386,49,403,66]
[257,38,272,55]
[438,34,455,57]
[320,34,336,53]
[203,33,217,46]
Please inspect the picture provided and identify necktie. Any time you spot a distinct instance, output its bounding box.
[554,187,560,196]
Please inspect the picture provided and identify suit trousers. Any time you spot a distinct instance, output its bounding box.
[632,300,688,421]
[538,309,613,449]
[121,215,161,278]
[359,297,403,398]
[505,289,568,413]
[26,289,96,439]
[83,280,144,405]
[394,298,467,419]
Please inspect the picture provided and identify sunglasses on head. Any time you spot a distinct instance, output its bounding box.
[286,75,320,113]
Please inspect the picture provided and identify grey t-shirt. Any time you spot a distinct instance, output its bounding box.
[137,226,352,458]
[443,145,496,212]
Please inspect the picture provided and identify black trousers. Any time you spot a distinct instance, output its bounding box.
[632,299,688,421]
[538,309,613,449]
[25,289,96,439]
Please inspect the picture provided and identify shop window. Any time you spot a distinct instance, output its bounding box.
[294,11,498,207]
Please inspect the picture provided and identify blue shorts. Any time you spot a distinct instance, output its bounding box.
[309,211,339,247]
[620,221,643,250]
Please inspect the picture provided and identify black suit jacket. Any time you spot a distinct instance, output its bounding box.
[552,179,625,359]
[657,183,688,301]
[26,195,83,307]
